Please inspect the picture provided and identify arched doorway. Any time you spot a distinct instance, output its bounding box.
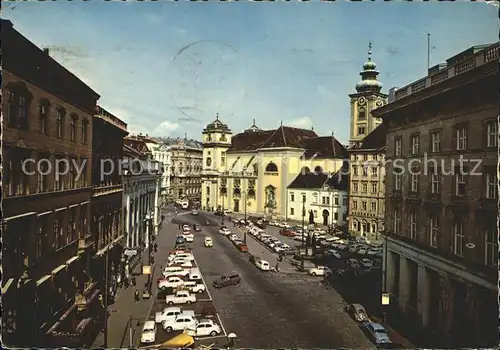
[322,209,329,226]
[233,199,240,213]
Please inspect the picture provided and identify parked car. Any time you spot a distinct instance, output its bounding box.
[167,259,193,268]
[308,265,331,276]
[194,318,222,337]
[193,224,202,232]
[256,259,270,271]
[163,266,190,278]
[237,243,249,252]
[140,321,157,344]
[174,283,205,294]
[155,307,195,324]
[218,227,231,235]
[168,252,194,262]
[345,303,371,323]
[162,314,198,333]
[182,233,194,242]
[191,210,198,215]
[347,258,361,269]
[279,229,295,237]
[356,236,371,245]
[165,291,196,305]
[363,322,391,345]
[229,234,239,241]
[212,273,241,288]
[360,258,374,268]
[158,275,190,290]
[176,236,186,245]
[324,249,342,259]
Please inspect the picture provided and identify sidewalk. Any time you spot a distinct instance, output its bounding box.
[92,218,177,348]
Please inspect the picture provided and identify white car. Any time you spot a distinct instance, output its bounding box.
[360,258,374,268]
[162,314,198,332]
[367,249,382,256]
[163,266,190,278]
[177,283,205,294]
[194,318,222,337]
[219,227,231,235]
[168,259,193,268]
[347,258,361,268]
[166,291,197,305]
[325,249,342,259]
[155,307,195,324]
[229,234,239,241]
[182,224,190,230]
[182,233,194,242]
[158,275,190,290]
[191,210,198,215]
[356,236,371,245]
[140,321,157,344]
[168,253,194,262]
[308,265,331,276]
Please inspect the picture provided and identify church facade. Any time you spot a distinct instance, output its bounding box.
[201,115,346,219]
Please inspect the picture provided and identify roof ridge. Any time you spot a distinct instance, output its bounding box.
[281,125,287,146]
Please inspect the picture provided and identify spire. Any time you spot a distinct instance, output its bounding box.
[184,132,187,139]
[216,112,219,120]
[355,41,382,93]
[368,41,372,61]
[311,125,314,131]
[252,118,256,126]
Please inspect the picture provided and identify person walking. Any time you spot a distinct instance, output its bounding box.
[134,290,140,302]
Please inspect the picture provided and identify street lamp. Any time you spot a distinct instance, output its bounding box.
[241,190,248,243]
[143,215,153,294]
[301,193,306,271]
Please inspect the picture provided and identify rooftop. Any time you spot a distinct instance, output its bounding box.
[287,167,349,191]
[302,135,348,160]
[95,106,128,133]
[349,123,387,151]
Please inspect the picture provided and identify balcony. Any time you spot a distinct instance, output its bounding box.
[394,43,499,101]
[92,184,123,197]
[221,171,257,178]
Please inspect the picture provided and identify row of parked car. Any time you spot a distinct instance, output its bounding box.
[246,224,294,254]
[141,247,225,345]
[218,226,249,252]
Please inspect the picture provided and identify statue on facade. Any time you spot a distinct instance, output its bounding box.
[265,186,276,209]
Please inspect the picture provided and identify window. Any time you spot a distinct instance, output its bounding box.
[486,171,497,199]
[80,159,88,187]
[362,201,367,210]
[265,162,278,172]
[312,193,318,204]
[313,210,317,218]
[485,228,498,267]
[54,212,65,249]
[371,183,377,193]
[5,149,31,196]
[394,172,402,190]
[430,131,441,152]
[353,183,358,192]
[290,193,295,202]
[334,212,339,220]
[69,208,77,243]
[409,209,418,239]
[70,115,77,142]
[56,109,65,138]
[362,167,368,177]
[353,166,358,176]
[322,196,330,205]
[334,196,339,205]
[302,194,306,203]
[456,127,467,150]
[290,208,295,215]
[55,158,63,190]
[36,216,49,259]
[358,109,366,120]
[486,121,498,148]
[362,183,367,193]
[207,134,212,141]
[371,167,378,176]
[429,216,439,248]
[411,134,420,155]
[395,138,402,156]
[37,156,49,193]
[393,207,401,233]
[453,221,464,257]
[221,152,226,166]
[7,90,29,129]
[455,173,467,197]
[371,202,377,211]
[39,102,49,135]
[358,126,366,135]
[206,157,212,167]
[343,197,347,206]
[431,170,440,194]
[353,201,358,210]
[411,173,419,192]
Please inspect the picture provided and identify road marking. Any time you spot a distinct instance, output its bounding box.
[215,313,228,336]
[194,256,213,301]
[197,298,213,302]
[196,334,227,341]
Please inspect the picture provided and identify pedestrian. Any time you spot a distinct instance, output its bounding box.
[131,276,136,286]
[124,277,129,288]
[154,243,158,250]
[134,290,139,302]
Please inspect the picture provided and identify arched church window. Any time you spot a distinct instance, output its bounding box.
[301,166,310,174]
[265,162,278,172]
[220,133,227,142]
[206,157,212,167]
[314,166,323,174]
[358,108,366,120]
[207,134,212,141]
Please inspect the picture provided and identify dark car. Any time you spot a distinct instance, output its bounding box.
[212,273,241,288]
[279,229,295,237]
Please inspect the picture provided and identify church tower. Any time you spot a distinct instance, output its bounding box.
[348,42,388,147]
[201,113,232,211]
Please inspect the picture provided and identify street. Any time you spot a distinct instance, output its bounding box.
[165,210,373,348]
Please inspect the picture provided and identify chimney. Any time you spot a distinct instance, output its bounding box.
[388,87,398,103]
[43,48,50,55]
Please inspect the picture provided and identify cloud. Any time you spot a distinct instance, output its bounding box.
[157,121,181,134]
[285,116,314,129]
[143,13,163,24]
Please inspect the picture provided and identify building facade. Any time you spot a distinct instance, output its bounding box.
[348,124,387,239]
[287,169,349,227]
[149,142,171,207]
[165,136,203,204]
[1,19,102,348]
[90,107,128,303]
[201,115,346,219]
[348,43,387,148]
[373,43,498,348]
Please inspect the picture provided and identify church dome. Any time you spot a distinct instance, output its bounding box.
[203,113,231,133]
[355,42,383,93]
[245,119,261,133]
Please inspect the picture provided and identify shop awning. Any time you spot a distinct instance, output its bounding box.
[66,256,79,266]
[80,201,90,206]
[46,302,77,334]
[69,204,79,208]
[4,212,36,222]
[2,278,15,294]
[51,265,66,275]
[36,275,52,286]
[37,211,53,217]
[55,207,66,212]
[96,235,125,256]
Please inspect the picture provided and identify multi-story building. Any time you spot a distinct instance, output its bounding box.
[164,135,203,204]
[1,19,101,348]
[348,43,387,148]
[372,43,499,348]
[201,115,346,218]
[90,107,128,300]
[348,124,387,239]
[148,142,171,206]
[121,140,161,277]
[287,168,349,228]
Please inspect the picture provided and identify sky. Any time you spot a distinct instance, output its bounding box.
[3,1,498,144]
